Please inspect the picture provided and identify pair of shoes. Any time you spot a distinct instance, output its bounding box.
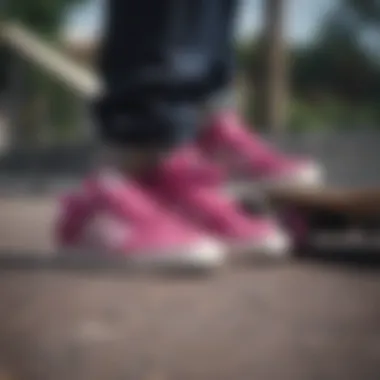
[55,110,323,272]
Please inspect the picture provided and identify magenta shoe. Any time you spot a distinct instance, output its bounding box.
[199,111,324,196]
[141,147,291,261]
[55,169,225,271]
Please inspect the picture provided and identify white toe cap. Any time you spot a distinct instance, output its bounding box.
[290,161,324,187]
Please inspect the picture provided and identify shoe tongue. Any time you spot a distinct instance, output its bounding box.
[186,187,249,224]
[91,168,164,222]
[190,188,273,237]
[157,145,224,187]
[203,112,286,173]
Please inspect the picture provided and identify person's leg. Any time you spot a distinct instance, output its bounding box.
[56,0,238,269]
[79,0,290,262]
[197,30,324,196]
[203,0,239,111]
[184,1,323,194]
[95,0,289,260]
[95,0,239,151]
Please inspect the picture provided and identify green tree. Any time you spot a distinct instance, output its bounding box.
[240,0,380,130]
[2,0,86,36]
[291,0,380,102]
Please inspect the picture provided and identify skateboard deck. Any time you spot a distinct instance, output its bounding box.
[265,187,380,258]
[268,187,380,218]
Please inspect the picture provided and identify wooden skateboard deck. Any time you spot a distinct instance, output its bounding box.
[265,187,380,257]
[268,187,380,218]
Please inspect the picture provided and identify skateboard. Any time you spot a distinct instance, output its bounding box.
[264,187,380,260]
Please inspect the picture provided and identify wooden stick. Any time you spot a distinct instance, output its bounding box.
[1,22,102,98]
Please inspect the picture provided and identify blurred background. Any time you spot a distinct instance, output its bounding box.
[0,3,380,380]
[2,0,380,149]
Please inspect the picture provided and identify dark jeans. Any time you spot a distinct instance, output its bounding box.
[94,0,238,148]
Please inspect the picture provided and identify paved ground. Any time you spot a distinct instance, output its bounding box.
[0,197,380,380]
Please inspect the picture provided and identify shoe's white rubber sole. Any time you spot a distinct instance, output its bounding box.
[225,162,325,200]
[227,227,292,264]
[58,238,226,273]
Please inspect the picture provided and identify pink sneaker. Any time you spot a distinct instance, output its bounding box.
[55,169,225,271]
[141,147,291,261]
[199,111,323,196]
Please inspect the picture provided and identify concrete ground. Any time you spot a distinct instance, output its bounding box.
[0,196,380,380]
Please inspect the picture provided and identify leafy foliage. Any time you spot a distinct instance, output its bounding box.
[239,0,380,130]
[3,0,85,35]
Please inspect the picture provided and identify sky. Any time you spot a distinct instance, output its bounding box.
[64,0,336,44]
